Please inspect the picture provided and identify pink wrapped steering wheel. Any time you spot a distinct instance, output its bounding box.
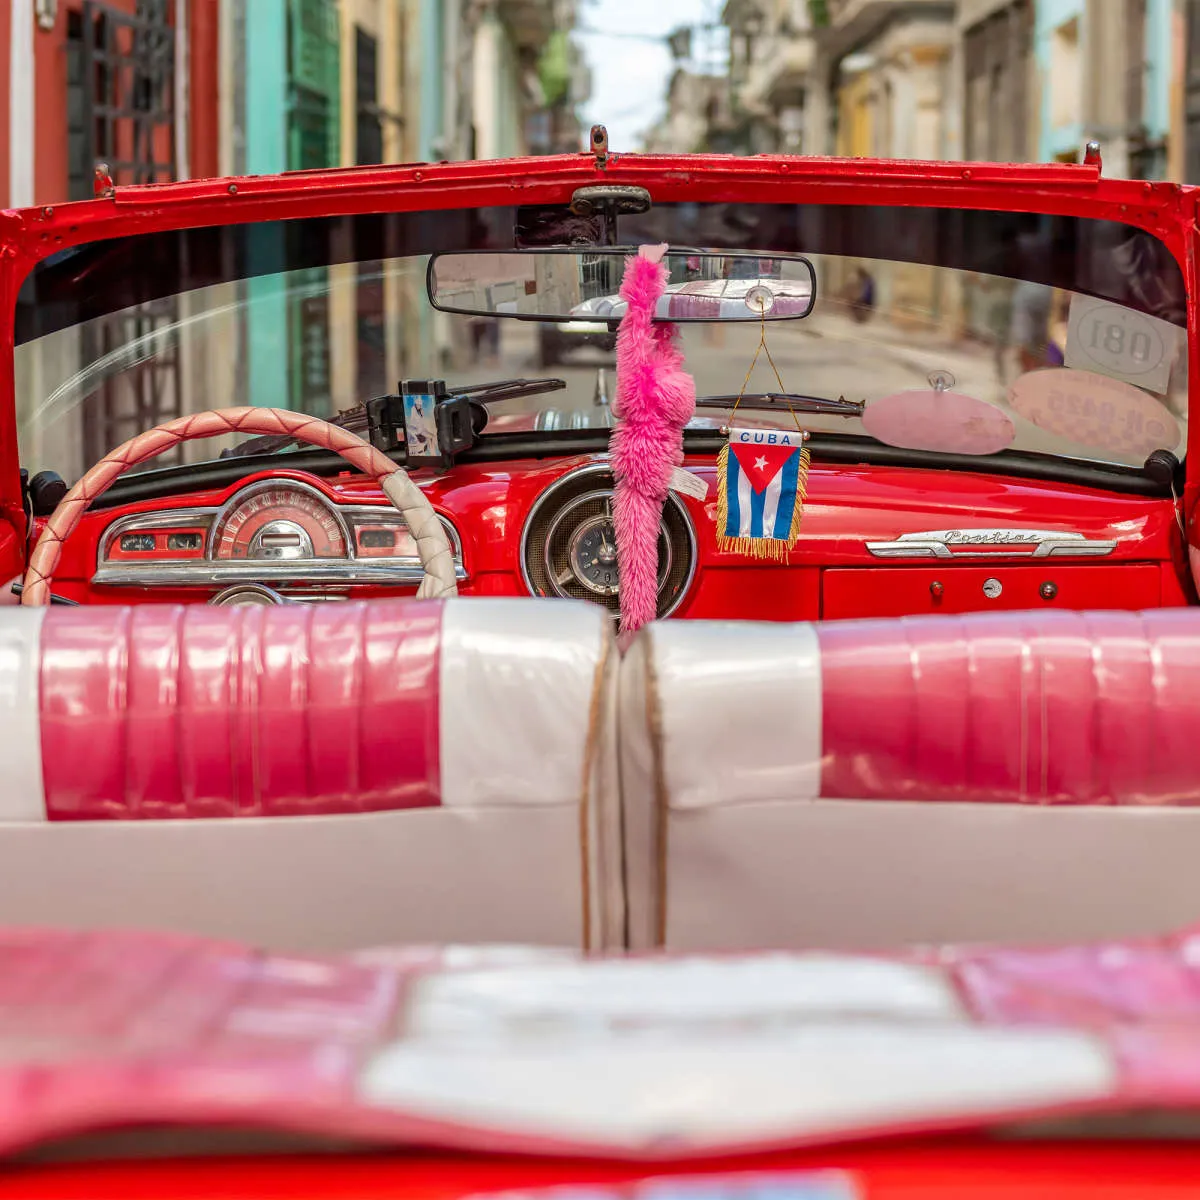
[20,407,459,606]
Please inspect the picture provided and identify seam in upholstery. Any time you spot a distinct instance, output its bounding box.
[302,603,315,811]
[577,624,610,954]
[117,606,132,815]
[229,606,244,815]
[1086,613,1103,806]
[169,605,184,815]
[644,627,670,949]
[352,604,365,807]
[1038,625,1049,803]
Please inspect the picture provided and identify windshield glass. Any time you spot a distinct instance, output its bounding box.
[14,203,1188,481]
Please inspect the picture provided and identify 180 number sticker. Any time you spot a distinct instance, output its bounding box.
[1064,295,1180,395]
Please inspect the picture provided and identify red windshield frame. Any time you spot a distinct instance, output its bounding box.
[0,152,1194,535]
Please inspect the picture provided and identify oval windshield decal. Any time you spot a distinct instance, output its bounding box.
[863,388,1015,456]
[1009,368,1180,459]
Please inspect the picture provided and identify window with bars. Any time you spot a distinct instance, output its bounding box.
[1186,0,1200,181]
[963,0,1031,163]
[356,26,384,166]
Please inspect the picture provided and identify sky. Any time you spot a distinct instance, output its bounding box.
[576,0,728,151]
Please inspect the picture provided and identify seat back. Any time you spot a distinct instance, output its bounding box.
[620,611,1200,951]
[0,597,621,953]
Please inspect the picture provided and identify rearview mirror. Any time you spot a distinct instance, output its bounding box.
[426,249,817,323]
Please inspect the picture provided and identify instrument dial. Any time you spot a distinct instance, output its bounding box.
[212,484,348,561]
[569,516,621,596]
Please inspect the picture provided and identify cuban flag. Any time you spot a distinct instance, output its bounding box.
[717,426,810,558]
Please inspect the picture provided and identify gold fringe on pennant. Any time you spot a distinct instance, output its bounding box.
[716,442,811,561]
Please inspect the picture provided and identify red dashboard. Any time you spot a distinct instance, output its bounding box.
[33,456,1192,620]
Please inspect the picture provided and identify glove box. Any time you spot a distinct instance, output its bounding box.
[821,563,1163,619]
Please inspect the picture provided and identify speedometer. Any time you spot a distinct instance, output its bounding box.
[211,482,348,561]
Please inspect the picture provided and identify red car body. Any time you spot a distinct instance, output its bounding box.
[2,152,1200,1194]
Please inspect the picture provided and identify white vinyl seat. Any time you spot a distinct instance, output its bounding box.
[0,597,622,953]
[619,611,1200,952]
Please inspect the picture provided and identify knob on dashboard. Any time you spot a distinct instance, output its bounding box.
[209,584,289,606]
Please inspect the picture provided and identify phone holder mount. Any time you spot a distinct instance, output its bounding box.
[365,379,477,468]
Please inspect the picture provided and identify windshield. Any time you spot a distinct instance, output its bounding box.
[14,203,1188,481]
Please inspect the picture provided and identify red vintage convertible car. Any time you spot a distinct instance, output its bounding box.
[2,138,1200,1193]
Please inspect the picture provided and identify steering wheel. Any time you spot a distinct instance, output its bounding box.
[20,407,459,607]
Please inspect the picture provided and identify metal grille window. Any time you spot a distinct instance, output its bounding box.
[65,0,182,463]
[1187,0,1200,181]
[286,0,339,414]
[356,26,383,166]
[287,0,339,169]
[963,0,1031,163]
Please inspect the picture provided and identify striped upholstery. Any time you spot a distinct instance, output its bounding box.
[620,611,1200,951]
[0,598,622,952]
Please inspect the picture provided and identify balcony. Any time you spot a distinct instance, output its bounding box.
[740,36,814,111]
[820,0,956,60]
[498,0,556,52]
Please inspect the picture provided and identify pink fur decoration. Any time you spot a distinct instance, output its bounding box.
[611,244,696,637]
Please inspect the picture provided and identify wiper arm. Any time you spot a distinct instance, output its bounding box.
[456,376,566,404]
[697,392,866,417]
[220,378,569,460]
[220,405,369,459]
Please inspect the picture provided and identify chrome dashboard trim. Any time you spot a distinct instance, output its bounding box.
[93,558,468,587]
[98,507,219,560]
[519,461,697,617]
[94,481,466,588]
[865,529,1119,560]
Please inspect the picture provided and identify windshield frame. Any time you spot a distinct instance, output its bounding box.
[2,153,1195,525]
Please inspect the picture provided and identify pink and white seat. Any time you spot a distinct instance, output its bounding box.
[620,610,1200,952]
[0,598,621,952]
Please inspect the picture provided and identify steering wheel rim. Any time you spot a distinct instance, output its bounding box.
[20,407,459,606]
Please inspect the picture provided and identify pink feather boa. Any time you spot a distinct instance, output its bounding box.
[611,249,696,637]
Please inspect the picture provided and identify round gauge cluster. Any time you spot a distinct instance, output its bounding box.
[211,483,348,561]
[521,465,695,618]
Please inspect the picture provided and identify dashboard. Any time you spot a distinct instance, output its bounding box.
[94,478,467,605]
[42,455,1190,619]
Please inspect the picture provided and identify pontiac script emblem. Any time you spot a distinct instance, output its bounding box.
[865,529,1118,559]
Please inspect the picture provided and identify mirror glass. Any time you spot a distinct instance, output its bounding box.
[427,250,816,323]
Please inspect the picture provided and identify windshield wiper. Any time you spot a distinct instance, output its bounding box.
[453,376,567,404]
[696,393,866,417]
[221,377,568,459]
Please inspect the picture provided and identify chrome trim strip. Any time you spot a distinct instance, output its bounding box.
[98,507,218,561]
[95,480,466,588]
[93,559,469,587]
[865,529,1119,560]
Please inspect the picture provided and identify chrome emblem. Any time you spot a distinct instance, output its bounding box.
[865,529,1118,560]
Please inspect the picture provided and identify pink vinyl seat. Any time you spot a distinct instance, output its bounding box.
[0,598,622,953]
[619,610,1200,952]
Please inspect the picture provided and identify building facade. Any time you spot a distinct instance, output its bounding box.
[1033,0,1172,176]
[4,0,220,208]
[4,0,581,481]
[960,0,1034,162]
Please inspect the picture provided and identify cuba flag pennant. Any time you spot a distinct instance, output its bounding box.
[716,426,811,559]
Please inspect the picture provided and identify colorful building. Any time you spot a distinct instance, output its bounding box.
[1034,0,1173,177]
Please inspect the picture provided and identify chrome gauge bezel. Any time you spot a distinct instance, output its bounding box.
[94,476,466,588]
[206,478,353,562]
[521,462,696,617]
